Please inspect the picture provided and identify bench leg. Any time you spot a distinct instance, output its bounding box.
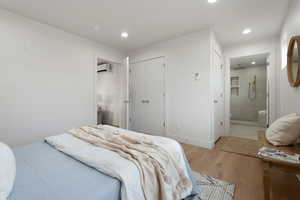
[263,162,271,200]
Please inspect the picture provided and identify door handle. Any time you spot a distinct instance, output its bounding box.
[141,100,150,103]
[214,100,218,103]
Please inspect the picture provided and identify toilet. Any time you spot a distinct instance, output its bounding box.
[258,110,267,126]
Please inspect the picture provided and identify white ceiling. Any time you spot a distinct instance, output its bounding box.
[0,0,290,52]
[230,54,268,68]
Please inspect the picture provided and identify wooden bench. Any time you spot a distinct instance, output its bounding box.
[258,132,300,200]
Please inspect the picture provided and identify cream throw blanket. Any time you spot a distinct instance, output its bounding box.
[69,125,192,200]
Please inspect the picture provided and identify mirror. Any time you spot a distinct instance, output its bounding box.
[287,36,300,87]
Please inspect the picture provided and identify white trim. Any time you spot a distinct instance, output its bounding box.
[224,38,279,136]
[162,58,167,137]
[92,54,98,124]
[129,56,165,64]
[169,135,215,149]
[125,57,130,129]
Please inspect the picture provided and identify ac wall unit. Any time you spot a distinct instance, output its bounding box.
[97,63,112,72]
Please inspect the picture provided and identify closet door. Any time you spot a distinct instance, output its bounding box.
[129,57,165,136]
[213,51,225,141]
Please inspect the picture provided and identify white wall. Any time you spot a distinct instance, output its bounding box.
[224,38,278,134]
[279,0,300,116]
[0,9,125,146]
[129,30,215,148]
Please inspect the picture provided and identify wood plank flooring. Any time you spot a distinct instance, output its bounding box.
[182,143,300,200]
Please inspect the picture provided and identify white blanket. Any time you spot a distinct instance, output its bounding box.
[46,125,192,200]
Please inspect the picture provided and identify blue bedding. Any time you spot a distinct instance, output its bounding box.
[10,142,198,200]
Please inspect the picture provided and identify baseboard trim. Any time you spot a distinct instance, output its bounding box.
[168,135,214,149]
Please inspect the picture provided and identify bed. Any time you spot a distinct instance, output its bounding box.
[9,126,199,200]
[10,142,121,200]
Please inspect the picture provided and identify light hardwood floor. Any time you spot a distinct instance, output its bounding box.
[182,143,300,200]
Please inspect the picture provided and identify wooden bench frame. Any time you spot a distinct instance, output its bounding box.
[259,133,300,200]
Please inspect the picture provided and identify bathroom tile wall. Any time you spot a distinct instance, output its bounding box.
[230,65,267,122]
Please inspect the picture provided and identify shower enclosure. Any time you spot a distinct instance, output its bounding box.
[230,55,268,127]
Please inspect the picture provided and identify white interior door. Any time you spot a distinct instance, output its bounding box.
[129,57,165,136]
[266,55,270,127]
[213,51,225,141]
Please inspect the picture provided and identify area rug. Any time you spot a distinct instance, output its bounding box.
[218,136,262,158]
[193,171,235,200]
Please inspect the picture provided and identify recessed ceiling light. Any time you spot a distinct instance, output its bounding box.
[242,28,252,35]
[121,32,129,38]
[93,25,100,31]
[251,61,256,65]
[208,0,217,3]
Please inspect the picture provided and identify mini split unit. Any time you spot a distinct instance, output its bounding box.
[97,63,112,72]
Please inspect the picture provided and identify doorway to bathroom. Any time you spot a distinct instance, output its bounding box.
[95,57,128,129]
[229,53,268,140]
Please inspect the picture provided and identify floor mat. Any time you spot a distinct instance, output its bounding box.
[218,136,262,158]
[193,171,235,200]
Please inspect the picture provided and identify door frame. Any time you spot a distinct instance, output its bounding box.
[128,56,167,136]
[224,50,276,136]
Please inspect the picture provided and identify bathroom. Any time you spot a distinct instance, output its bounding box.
[95,58,127,128]
[230,54,268,139]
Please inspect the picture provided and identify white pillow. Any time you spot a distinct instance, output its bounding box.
[266,113,300,146]
[0,142,16,200]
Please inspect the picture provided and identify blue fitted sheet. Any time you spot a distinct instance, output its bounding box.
[10,142,198,200]
[10,142,121,200]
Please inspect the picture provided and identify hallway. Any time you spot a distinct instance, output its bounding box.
[229,123,266,140]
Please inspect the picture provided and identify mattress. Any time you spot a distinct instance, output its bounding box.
[9,141,198,200]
